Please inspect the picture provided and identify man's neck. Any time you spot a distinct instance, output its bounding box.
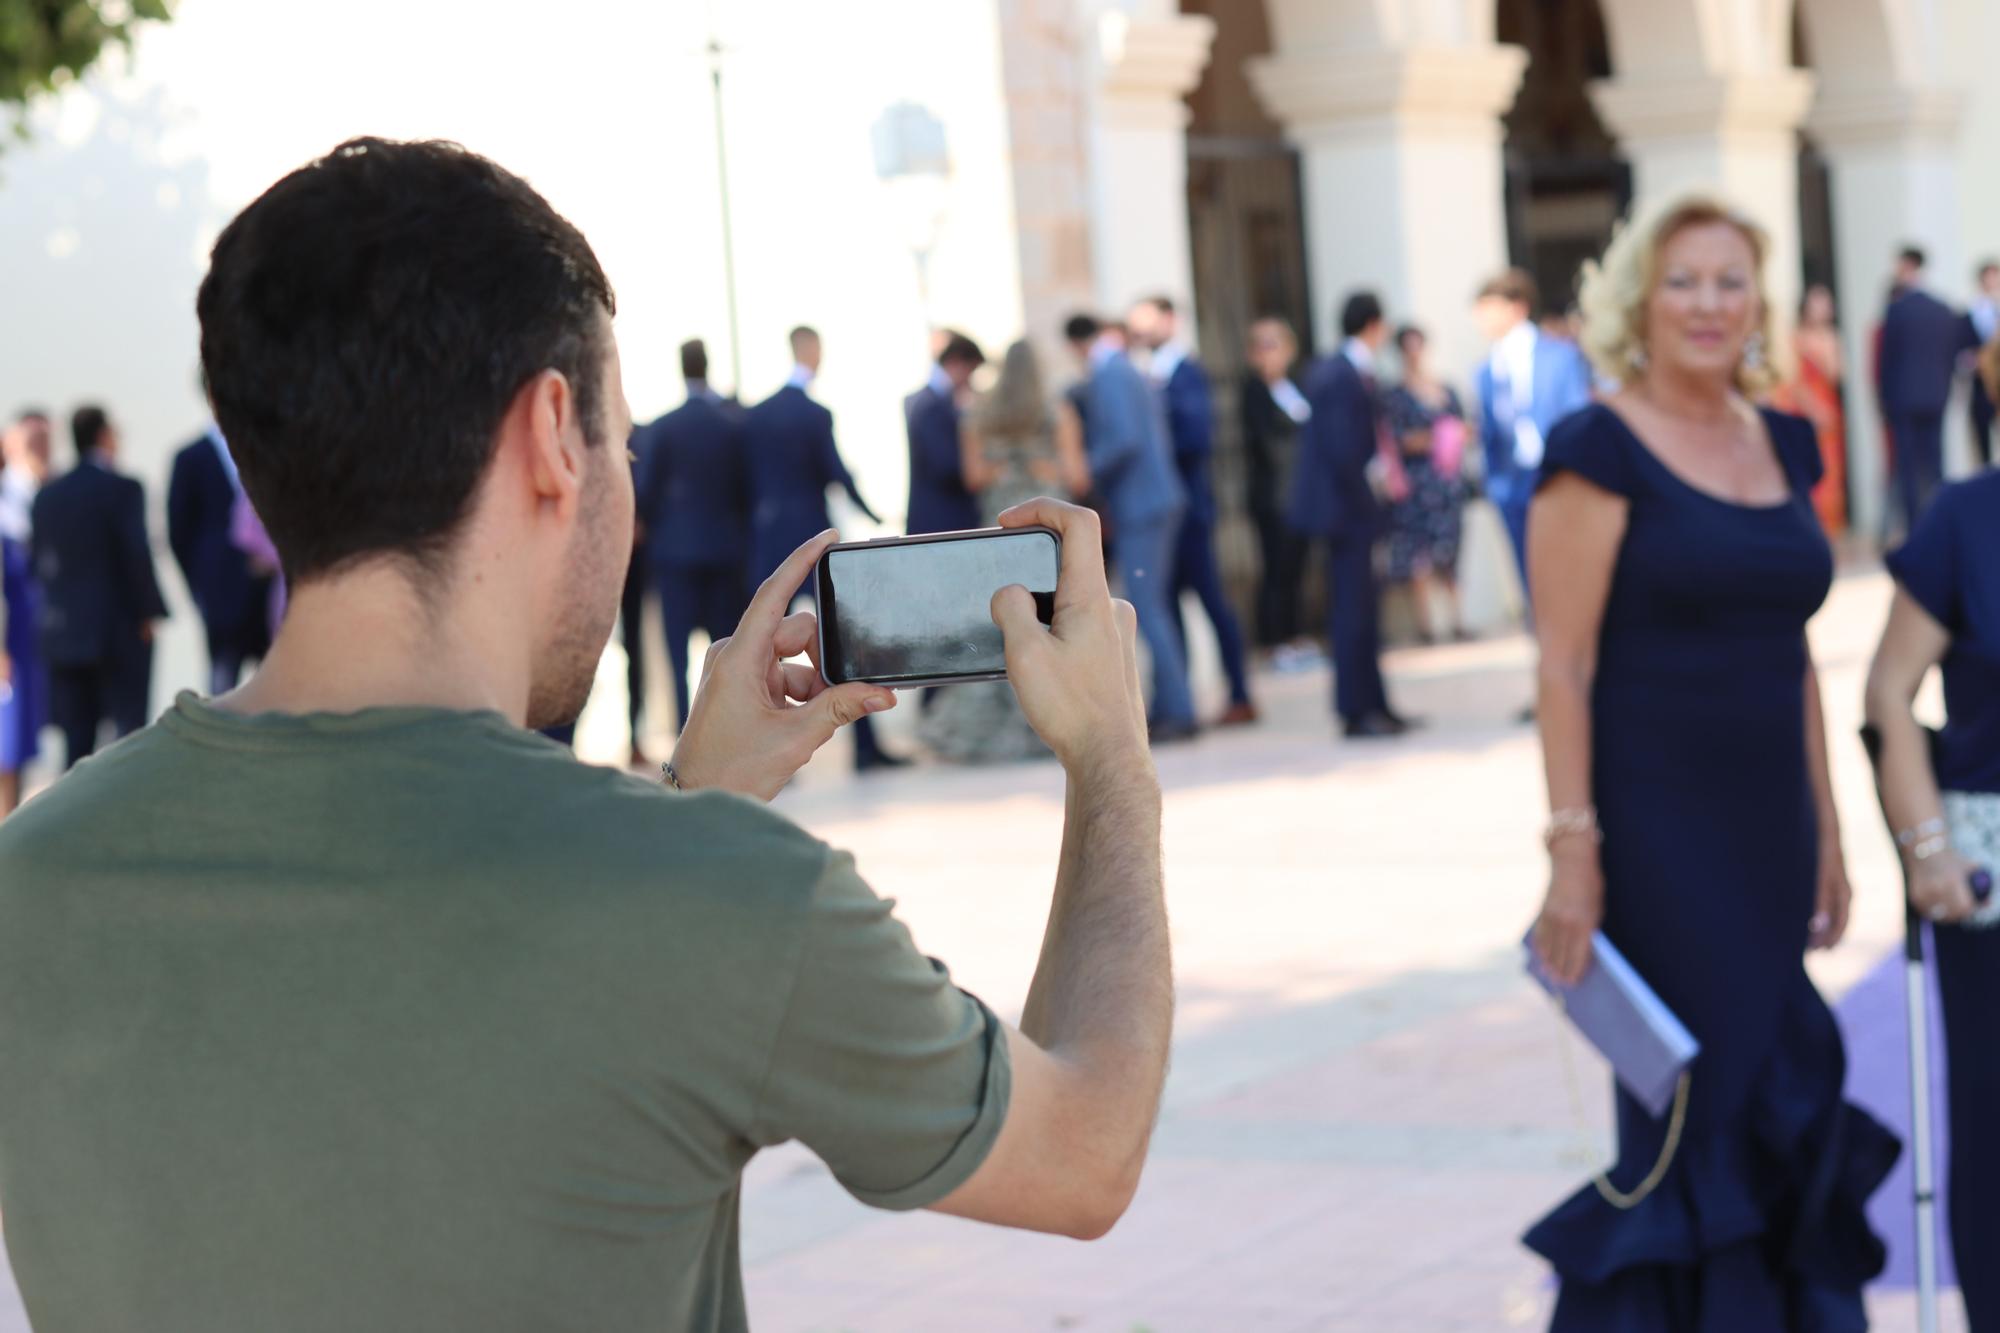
[222,568,531,726]
[686,379,716,401]
[786,365,815,390]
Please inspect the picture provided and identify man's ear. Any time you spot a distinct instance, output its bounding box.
[511,369,584,508]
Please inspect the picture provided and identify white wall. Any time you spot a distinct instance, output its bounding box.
[0,0,1027,712]
[1948,0,2000,281]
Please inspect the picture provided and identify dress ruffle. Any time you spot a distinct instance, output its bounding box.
[1525,976,1899,1331]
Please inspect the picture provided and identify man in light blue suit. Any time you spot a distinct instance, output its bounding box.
[1065,313,1194,741]
[1473,268,1594,592]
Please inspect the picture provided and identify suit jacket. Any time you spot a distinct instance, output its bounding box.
[30,459,168,667]
[1287,353,1380,541]
[903,383,979,535]
[1879,288,1980,418]
[1475,330,1593,512]
[1083,351,1183,530]
[1159,357,1217,526]
[1241,374,1302,526]
[635,394,749,570]
[167,433,263,648]
[742,385,876,581]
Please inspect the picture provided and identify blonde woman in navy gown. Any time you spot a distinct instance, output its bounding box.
[1525,195,1897,1328]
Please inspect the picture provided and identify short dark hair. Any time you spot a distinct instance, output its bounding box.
[936,331,985,368]
[789,325,819,353]
[1140,294,1175,317]
[71,405,110,456]
[1339,292,1385,340]
[1899,244,1927,270]
[1064,313,1101,344]
[197,137,617,586]
[1978,258,1999,281]
[15,407,49,424]
[680,339,709,382]
[1394,324,1425,355]
[1477,267,1540,313]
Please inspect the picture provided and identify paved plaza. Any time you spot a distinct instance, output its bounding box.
[0,568,1972,1330]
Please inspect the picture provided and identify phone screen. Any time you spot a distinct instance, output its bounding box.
[818,528,1059,685]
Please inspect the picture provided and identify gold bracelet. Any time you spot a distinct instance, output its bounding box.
[661,762,683,792]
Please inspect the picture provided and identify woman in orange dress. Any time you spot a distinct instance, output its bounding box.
[1775,284,1849,535]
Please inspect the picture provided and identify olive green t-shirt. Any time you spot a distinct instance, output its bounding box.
[0,695,1009,1332]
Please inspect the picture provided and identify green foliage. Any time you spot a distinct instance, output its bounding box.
[0,0,174,136]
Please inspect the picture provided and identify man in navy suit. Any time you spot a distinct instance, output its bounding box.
[168,417,270,694]
[903,331,985,536]
[31,406,169,767]
[1065,313,1195,741]
[1128,295,1255,727]
[1288,293,1410,740]
[1968,258,1997,468]
[635,339,749,735]
[1472,268,1594,592]
[742,326,900,770]
[1879,245,1982,529]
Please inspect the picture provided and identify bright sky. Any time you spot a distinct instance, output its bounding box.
[2,0,1030,701]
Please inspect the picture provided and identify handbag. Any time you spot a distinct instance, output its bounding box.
[1526,930,1700,1208]
[1943,789,2000,929]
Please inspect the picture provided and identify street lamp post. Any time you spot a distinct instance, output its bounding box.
[872,102,950,339]
[707,35,743,398]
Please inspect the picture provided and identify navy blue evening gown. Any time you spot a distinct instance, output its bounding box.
[1523,403,1899,1331]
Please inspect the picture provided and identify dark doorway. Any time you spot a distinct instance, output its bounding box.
[1498,0,1631,315]
[1181,0,1315,636]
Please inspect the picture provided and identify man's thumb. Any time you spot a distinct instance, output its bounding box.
[812,683,896,735]
[991,584,1047,646]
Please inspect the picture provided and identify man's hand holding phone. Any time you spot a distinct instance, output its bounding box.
[672,530,896,801]
[990,499,1151,782]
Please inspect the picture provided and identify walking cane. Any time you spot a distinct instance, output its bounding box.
[1859,723,1994,1333]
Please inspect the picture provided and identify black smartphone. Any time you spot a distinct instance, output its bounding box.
[815,526,1060,687]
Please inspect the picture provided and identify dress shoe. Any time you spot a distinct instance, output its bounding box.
[1343,711,1409,740]
[1148,719,1200,746]
[1215,701,1260,727]
[1383,710,1426,731]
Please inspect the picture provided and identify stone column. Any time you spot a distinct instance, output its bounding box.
[1805,84,1965,537]
[1249,43,1528,632]
[1590,70,1817,368]
[1247,44,1526,380]
[1084,11,1215,316]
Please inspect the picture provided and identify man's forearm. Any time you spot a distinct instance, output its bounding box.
[1018,750,1171,1109]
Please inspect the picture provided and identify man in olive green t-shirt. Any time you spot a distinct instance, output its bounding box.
[0,139,1170,1333]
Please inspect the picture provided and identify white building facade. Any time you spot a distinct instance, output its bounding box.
[2,0,1994,720]
[1008,0,1999,540]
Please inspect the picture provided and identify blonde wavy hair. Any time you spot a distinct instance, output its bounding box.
[1576,193,1779,394]
[977,339,1052,439]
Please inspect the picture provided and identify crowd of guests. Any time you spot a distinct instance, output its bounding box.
[8,237,1992,802]
[0,404,284,821]
[619,298,1268,771]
